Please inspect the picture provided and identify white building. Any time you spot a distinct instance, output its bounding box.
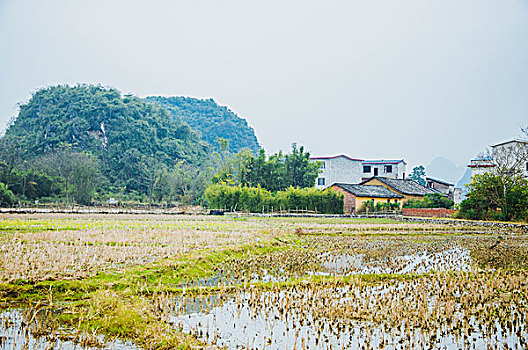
[468,139,528,178]
[310,155,407,189]
[455,138,528,205]
[311,155,363,189]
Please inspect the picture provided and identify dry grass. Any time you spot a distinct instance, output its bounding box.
[0,214,281,282]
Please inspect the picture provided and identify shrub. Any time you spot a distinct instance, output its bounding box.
[0,182,16,207]
[203,184,343,214]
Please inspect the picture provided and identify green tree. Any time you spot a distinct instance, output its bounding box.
[404,193,454,209]
[409,165,426,186]
[0,182,16,207]
[211,143,320,192]
[35,149,104,205]
[457,172,528,221]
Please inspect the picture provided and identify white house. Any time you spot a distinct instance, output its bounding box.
[310,155,407,189]
[468,138,528,178]
[310,155,363,189]
[455,138,528,205]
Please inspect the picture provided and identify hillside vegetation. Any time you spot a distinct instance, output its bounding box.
[146,96,260,153]
[0,85,210,202]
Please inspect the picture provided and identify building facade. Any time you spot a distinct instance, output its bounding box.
[311,155,407,189]
[311,155,363,189]
[468,139,528,179]
[331,183,403,214]
[426,177,454,199]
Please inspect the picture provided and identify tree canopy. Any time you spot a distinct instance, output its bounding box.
[409,165,426,186]
[145,96,260,154]
[1,85,210,194]
[212,143,321,192]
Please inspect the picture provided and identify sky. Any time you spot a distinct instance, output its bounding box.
[1,0,527,178]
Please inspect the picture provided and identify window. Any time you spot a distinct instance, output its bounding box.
[317,178,326,186]
[320,161,325,169]
[384,165,392,173]
[363,165,371,173]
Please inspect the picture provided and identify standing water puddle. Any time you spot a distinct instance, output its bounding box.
[0,310,140,350]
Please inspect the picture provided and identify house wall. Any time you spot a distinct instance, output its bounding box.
[355,196,401,211]
[361,178,424,203]
[360,162,406,181]
[492,141,528,177]
[331,185,356,213]
[403,208,456,218]
[313,156,363,189]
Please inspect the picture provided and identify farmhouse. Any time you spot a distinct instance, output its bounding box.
[426,177,454,199]
[360,176,438,203]
[311,155,363,189]
[311,155,406,189]
[331,183,404,214]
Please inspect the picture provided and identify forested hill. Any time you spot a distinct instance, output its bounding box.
[1,85,209,192]
[145,96,260,153]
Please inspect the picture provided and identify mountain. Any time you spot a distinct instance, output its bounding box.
[426,156,466,184]
[145,96,260,154]
[1,85,210,192]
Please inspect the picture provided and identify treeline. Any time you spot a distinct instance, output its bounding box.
[212,142,320,192]
[457,172,528,222]
[204,184,343,214]
[0,84,326,208]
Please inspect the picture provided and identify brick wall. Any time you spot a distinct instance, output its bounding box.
[332,185,355,214]
[402,208,456,218]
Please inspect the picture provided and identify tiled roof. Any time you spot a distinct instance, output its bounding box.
[310,155,364,161]
[361,177,437,196]
[491,138,528,148]
[362,159,406,165]
[426,177,454,186]
[333,183,404,198]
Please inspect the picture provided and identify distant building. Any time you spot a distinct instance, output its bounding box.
[360,176,438,203]
[331,183,404,214]
[426,177,454,199]
[453,168,472,205]
[310,155,406,189]
[468,138,528,178]
[457,138,528,205]
[310,155,363,189]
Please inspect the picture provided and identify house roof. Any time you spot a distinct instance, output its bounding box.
[310,154,364,162]
[491,138,528,148]
[362,159,406,165]
[360,176,438,196]
[426,177,454,186]
[333,183,404,198]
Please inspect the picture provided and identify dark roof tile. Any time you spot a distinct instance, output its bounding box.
[360,177,437,196]
[333,183,404,198]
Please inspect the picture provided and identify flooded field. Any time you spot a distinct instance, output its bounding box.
[0,214,527,349]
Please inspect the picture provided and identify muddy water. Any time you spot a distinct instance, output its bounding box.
[169,246,527,349]
[170,288,526,350]
[0,310,139,350]
[318,247,472,275]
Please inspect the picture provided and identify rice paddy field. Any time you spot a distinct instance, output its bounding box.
[0,213,527,349]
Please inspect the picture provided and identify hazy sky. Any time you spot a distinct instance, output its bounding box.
[1,0,527,174]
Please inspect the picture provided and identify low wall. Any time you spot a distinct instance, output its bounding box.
[402,208,456,218]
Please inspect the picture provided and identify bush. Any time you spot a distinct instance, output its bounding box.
[204,184,343,214]
[0,182,16,207]
[358,200,400,213]
[403,193,453,209]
